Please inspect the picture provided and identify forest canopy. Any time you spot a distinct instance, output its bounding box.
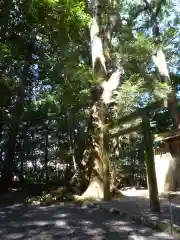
[0,0,179,208]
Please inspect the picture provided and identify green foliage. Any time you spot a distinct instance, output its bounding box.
[0,0,179,192]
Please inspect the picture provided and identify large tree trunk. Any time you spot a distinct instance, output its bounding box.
[80,0,123,200]
[81,102,108,199]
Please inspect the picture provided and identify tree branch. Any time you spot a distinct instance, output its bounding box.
[155,0,164,18]
[130,5,149,20]
[143,0,153,14]
[105,13,121,41]
[143,0,164,22]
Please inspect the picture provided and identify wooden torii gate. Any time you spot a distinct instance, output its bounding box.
[109,99,168,212]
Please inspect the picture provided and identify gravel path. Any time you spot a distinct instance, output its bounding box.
[0,203,176,240]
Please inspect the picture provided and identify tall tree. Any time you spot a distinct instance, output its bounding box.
[0,0,36,188]
[80,0,123,200]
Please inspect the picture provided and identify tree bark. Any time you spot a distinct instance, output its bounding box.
[81,102,108,199]
[80,0,123,200]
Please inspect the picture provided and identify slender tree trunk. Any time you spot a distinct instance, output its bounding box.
[1,86,25,188]
[80,0,123,200]
[67,112,77,171]
[1,63,30,190]
[0,110,2,129]
[18,122,31,186]
[44,127,49,183]
[20,151,24,182]
[0,110,3,148]
[69,134,77,172]
[70,129,89,193]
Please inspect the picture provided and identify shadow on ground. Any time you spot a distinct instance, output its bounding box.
[110,194,180,226]
[0,188,43,205]
[0,202,176,239]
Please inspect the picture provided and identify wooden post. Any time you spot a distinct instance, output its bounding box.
[142,112,160,213]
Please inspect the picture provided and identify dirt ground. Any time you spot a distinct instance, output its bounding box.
[0,187,179,239]
[117,188,180,225]
[0,202,176,240]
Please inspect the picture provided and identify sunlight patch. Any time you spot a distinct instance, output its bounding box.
[53,213,69,218]
[16,220,51,227]
[4,233,24,239]
[80,220,93,225]
[85,228,105,235]
[36,221,50,226]
[55,220,67,227]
